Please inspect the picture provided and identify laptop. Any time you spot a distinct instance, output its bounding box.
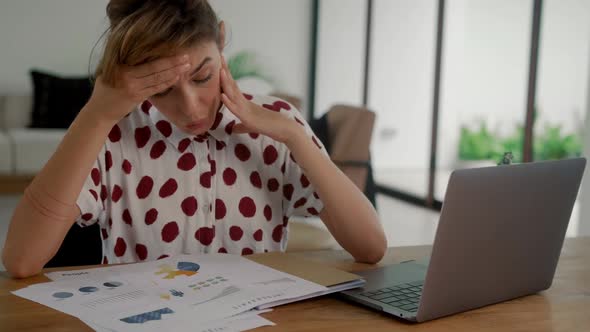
[341,158,586,322]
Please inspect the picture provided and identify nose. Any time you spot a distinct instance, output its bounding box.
[177,87,206,121]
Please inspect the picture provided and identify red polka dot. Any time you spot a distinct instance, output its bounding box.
[111,185,123,203]
[209,159,217,175]
[157,254,169,260]
[313,192,320,199]
[283,184,294,200]
[136,244,148,260]
[105,151,113,172]
[272,225,284,242]
[100,185,108,201]
[136,176,154,199]
[145,208,158,225]
[274,100,291,111]
[181,196,198,216]
[102,256,109,264]
[312,136,322,149]
[122,159,132,174]
[229,226,244,241]
[91,168,100,186]
[235,144,251,162]
[89,189,98,201]
[267,178,279,192]
[294,117,305,126]
[200,172,212,188]
[307,207,320,215]
[264,205,272,221]
[141,100,152,114]
[262,104,279,112]
[253,229,263,241]
[159,178,178,198]
[81,213,93,221]
[135,126,151,148]
[249,133,260,139]
[108,218,113,228]
[178,138,191,152]
[281,162,286,174]
[156,120,172,137]
[239,197,257,218]
[250,171,262,189]
[263,146,278,165]
[101,228,108,239]
[225,120,236,135]
[223,168,237,185]
[294,197,307,208]
[215,199,226,220]
[243,93,253,100]
[218,247,228,253]
[210,111,223,130]
[242,248,254,255]
[300,174,310,188]
[216,140,226,150]
[114,237,127,257]
[108,125,121,142]
[150,140,167,159]
[177,153,196,171]
[195,226,215,246]
[283,216,289,227]
[161,221,179,243]
[194,134,208,143]
[122,209,132,225]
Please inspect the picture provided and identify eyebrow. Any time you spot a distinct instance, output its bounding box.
[189,57,212,76]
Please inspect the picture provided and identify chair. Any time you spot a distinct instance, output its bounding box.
[44,222,102,268]
[288,104,377,252]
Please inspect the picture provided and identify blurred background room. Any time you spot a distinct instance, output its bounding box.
[1,0,589,270]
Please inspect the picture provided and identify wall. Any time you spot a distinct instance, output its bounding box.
[0,0,312,112]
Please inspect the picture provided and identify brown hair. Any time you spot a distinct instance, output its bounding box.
[95,0,220,85]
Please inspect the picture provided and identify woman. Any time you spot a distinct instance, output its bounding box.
[2,0,386,278]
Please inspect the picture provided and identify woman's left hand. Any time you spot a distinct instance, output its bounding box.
[219,56,297,144]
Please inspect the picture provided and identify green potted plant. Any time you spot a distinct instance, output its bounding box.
[227,50,274,95]
[457,122,502,169]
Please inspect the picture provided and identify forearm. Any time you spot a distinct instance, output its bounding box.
[285,125,387,263]
[2,101,118,278]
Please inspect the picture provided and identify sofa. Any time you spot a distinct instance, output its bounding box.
[0,95,66,179]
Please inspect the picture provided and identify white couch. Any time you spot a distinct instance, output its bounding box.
[0,95,66,175]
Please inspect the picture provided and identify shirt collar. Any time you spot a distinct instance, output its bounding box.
[143,101,238,151]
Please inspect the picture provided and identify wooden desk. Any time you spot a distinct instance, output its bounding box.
[1,237,589,331]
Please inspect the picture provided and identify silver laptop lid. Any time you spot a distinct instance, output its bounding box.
[417,158,586,322]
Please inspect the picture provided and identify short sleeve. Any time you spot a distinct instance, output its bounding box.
[281,103,329,218]
[75,148,107,227]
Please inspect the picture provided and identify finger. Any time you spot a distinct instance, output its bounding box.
[220,69,238,100]
[132,54,189,78]
[142,74,180,96]
[232,123,249,134]
[141,62,190,88]
[221,93,240,114]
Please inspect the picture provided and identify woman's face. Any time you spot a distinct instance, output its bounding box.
[148,42,223,136]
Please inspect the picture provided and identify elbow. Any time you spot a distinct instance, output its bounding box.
[2,249,42,279]
[355,233,387,264]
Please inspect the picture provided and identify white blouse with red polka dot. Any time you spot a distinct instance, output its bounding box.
[75,94,326,265]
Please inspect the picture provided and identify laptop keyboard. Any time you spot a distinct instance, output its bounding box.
[359,281,424,312]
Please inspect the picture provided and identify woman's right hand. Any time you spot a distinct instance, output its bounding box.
[87,54,191,122]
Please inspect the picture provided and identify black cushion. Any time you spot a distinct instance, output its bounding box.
[29,69,93,129]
